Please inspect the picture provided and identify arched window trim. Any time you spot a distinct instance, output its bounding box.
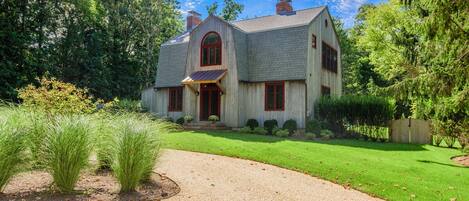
[200,31,222,67]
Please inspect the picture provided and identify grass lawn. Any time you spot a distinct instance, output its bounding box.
[162,131,469,201]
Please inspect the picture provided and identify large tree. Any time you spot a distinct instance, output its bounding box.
[206,0,244,21]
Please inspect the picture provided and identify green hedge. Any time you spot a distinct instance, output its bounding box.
[315,96,395,127]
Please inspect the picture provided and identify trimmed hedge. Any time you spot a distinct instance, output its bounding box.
[315,95,395,127]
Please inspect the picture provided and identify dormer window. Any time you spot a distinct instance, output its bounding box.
[201,32,222,66]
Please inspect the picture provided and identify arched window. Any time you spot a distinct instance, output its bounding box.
[201,32,221,66]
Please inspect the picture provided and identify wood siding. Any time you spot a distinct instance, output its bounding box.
[184,16,240,127]
[142,88,182,119]
[306,9,342,118]
[239,81,306,128]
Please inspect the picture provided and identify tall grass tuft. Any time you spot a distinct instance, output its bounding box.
[44,115,92,193]
[0,107,27,192]
[112,114,163,192]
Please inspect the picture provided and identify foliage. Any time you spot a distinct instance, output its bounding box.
[0,0,183,101]
[346,124,389,141]
[184,115,193,123]
[176,117,185,125]
[239,127,252,134]
[355,0,469,142]
[263,119,278,135]
[306,119,323,134]
[305,133,317,140]
[0,110,27,192]
[44,115,92,193]
[253,127,267,135]
[112,115,162,192]
[18,78,95,114]
[274,129,290,138]
[320,129,335,140]
[162,117,174,123]
[208,115,219,123]
[246,119,259,130]
[105,99,144,113]
[206,0,244,21]
[433,135,444,147]
[282,119,297,135]
[315,96,395,135]
[94,114,116,170]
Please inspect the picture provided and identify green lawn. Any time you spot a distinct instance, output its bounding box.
[162,131,468,201]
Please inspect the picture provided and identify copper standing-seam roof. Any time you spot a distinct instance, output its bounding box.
[182,70,227,84]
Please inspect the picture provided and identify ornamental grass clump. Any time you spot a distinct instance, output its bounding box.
[0,108,27,192]
[44,115,92,193]
[112,115,163,192]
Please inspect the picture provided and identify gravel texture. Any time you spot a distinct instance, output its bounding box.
[156,149,383,201]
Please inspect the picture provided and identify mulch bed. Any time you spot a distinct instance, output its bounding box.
[0,170,180,201]
[452,155,469,167]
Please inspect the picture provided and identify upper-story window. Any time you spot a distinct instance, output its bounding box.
[322,42,338,73]
[201,32,221,66]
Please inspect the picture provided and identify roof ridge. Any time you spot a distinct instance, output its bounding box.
[232,6,326,23]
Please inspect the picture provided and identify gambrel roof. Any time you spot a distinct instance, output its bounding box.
[156,6,327,88]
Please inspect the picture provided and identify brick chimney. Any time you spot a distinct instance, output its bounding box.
[187,10,201,31]
[276,0,293,15]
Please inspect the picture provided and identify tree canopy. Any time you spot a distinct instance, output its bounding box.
[206,0,244,21]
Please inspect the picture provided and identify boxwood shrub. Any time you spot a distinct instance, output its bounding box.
[263,119,278,135]
[282,119,297,135]
[246,119,259,130]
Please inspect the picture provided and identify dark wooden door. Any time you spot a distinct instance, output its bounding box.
[200,84,220,121]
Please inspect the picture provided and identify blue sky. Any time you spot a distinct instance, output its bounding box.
[179,0,387,28]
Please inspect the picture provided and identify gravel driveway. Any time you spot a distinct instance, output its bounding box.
[156,149,382,201]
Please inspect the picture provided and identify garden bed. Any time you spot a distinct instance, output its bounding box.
[452,155,469,167]
[0,170,180,200]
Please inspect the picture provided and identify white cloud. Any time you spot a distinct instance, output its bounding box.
[179,0,203,16]
[326,0,368,27]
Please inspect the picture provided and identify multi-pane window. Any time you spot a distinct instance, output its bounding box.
[322,42,338,73]
[265,82,284,111]
[312,34,317,49]
[321,85,331,96]
[168,87,183,111]
[201,32,221,66]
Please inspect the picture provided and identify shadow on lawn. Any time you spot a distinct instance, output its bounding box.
[316,140,429,151]
[190,130,428,151]
[417,160,469,169]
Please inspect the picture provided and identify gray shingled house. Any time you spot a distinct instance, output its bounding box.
[142,1,342,129]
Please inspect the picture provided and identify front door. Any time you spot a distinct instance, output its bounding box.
[200,83,220,121]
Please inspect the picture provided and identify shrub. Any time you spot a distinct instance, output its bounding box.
[433,135,444,146]
[282,119,297,135]
[246,119,259,130]
[208,115,219,123]
[44,116,92,193]
[176,117,185,125]
[184,115,193,123]
[18,77,95,115]
[94,115,116,170]
[444,136,456,148]
[305,132,317,140]
[320,129,334,140]
[253,127,268,135]
[272,126,281,135]
[106,99,144,113]
[274,129,290,138]
[239,126,253,134]
[112,116,162,192]
[306,119,323,134]
[263,120,278,135]
[0,111,27,192]
[162,117,173,123]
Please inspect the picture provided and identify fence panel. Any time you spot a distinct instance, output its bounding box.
[390,119,431,144]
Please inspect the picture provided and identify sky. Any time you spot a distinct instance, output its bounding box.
[179,0,387,28]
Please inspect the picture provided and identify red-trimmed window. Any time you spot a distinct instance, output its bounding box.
[321,85,331,96]
[201,32,221,66]
[265,82,285,111]
[322,42,338,73]
[168,87,183,111]
[312,34,317,49]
